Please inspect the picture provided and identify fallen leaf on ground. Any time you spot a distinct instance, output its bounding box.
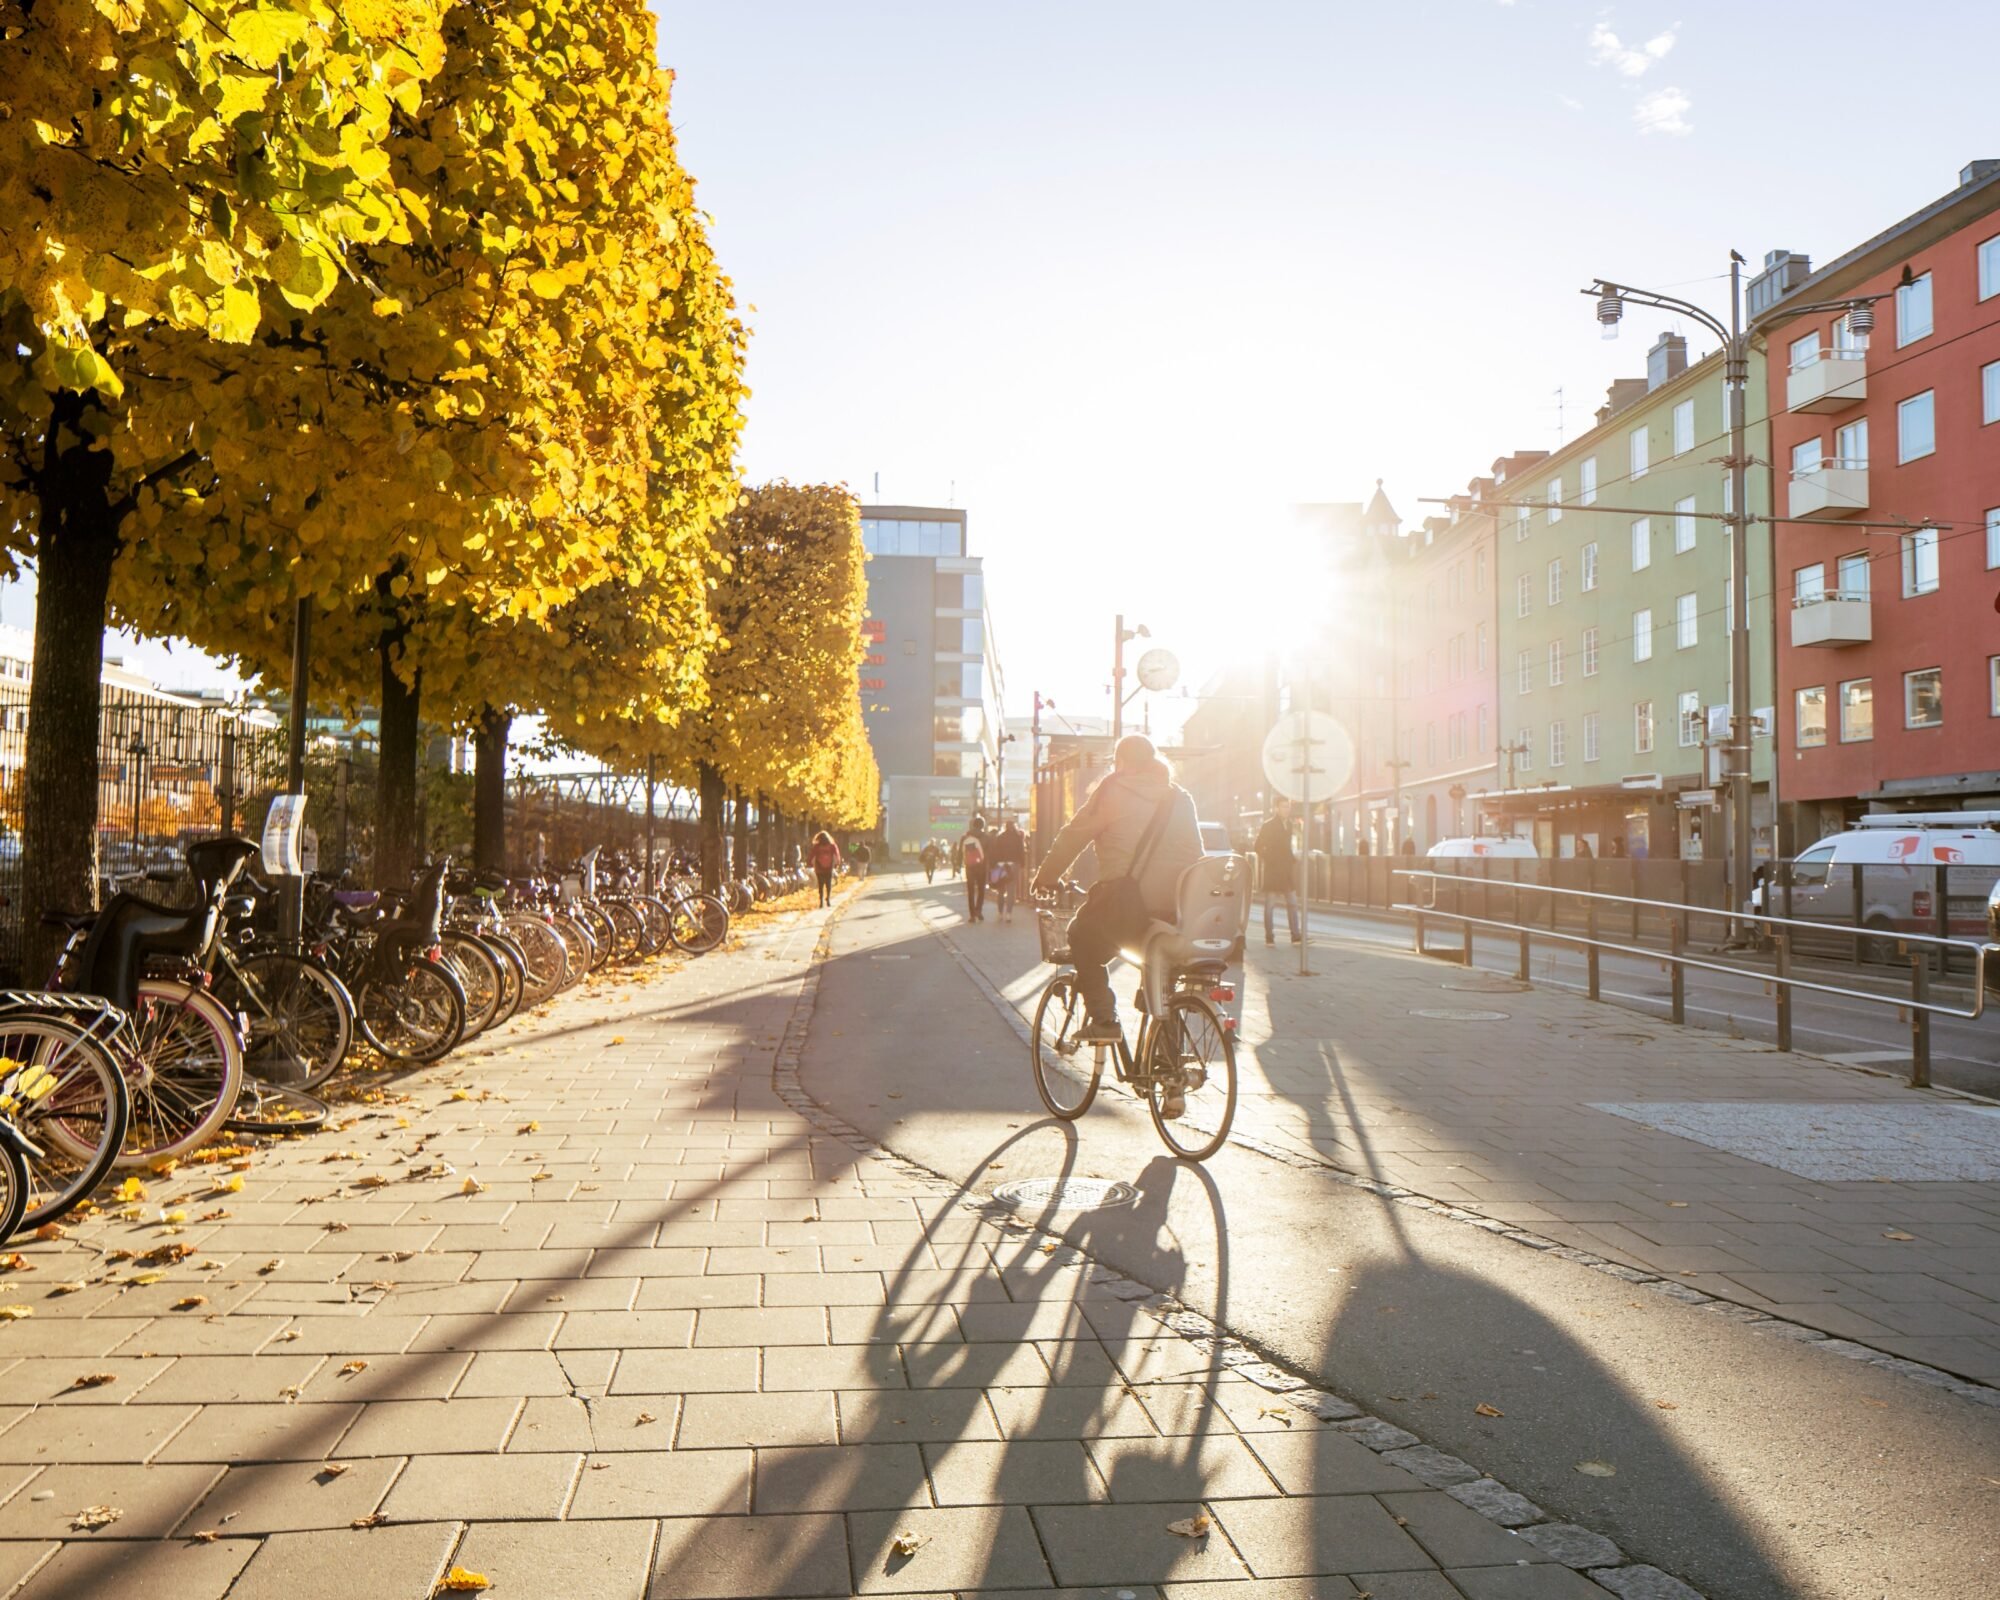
[0,1253,30,1273]
[117,1178,147,1202]
[189,1529,218,1542]
[139,1243,195,1266]
[128,1270,166,1286]
[323,1221,350,1233]
[1166,1513,1212,1538]
[634,1412,656,1425]
[276,1329,302,1342]
[1883,1230,1915,1241]
[71,1505,121,1531]
[460,1178,485,1195]
[33,1224,64,1242]
[49,1283,84,1296]
[1575,1460,1617,1477]
[888,1531,928,1558]
[209,1177,244,1195]
[69,1373,117,1390]
[1257,1407,1295,1426]
[338,1360,368,1376]
[318,1463,349,1478]
[258,1260,284,1275]
[1654,1399,1679,1410]
[0,1305,32,1320]
[1666,1201,1688,1208]
[171,1295,207,1311]
[1475,1403,1504,1418]
[355,1176,391,1189]
[435,1567,491,1593]
[351,1512,386,1528]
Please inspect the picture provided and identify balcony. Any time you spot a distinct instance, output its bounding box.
[1789,459,1869,520]
[1787,348,1867,413]
[1790,591,1872,648]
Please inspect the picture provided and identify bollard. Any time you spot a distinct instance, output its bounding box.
[1517,924,1531,984]
[1909,956,1931,1089]
[1586,942,1600,1002]
[1414,909,1426,957]
[1774,932,1792,1053]
[1669,918,1686,1025]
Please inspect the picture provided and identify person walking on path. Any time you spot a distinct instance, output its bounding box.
[809,830,840,907]
[1031,734,1202,1043]
[961,818,989,922]
[1254,797,1301,946]
[852,840,872,878]
[987,816,1027,923]
[920,840,940,883]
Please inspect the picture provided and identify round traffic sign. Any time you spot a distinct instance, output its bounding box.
[1260,712,1353,804]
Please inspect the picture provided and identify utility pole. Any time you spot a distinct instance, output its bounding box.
[1112,616,1149,741]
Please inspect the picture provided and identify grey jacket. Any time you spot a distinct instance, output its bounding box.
[1039,764,1204,920]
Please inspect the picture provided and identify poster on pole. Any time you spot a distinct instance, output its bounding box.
[1260,712,1352,804]
[262,794,307,876]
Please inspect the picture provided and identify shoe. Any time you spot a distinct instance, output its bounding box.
[1079,1014,1122,1043]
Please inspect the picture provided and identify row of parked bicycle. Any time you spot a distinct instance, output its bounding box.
[0,838,740,1246]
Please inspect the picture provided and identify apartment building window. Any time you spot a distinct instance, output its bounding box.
[1991,656,2000,718]
[1582,626,1600,677]
[1791,437,1823,477]
[1516,728,1533,773]
[1674,495,1696,554]
[1988,507,2000,569]
[1630,517,1651,570]
[1836,416,1868,467]
[1426,723,1436,766]
[1516,574,1532,617]
[1981,234,2000,300]
[1549,720,1566,767]
[1632,608,1653,662]
[1901,526,1940,596]
[1672,399,1694,455]
[1904,666,1943,728]
[1838,551,1871,599]
[1547,557,1563,606]
[1448,635,1462,683]
[1582,710,1600,762]
[1795,686,1828,747]
[1895,270,1933,345]
[1548,640,1564,686]
[1580,458,1597,505]
[1677,690,1701,748]
[1425,649,1438,693]
[1675,591,1698,649]
[1634,700,1654,755]
[1794,563,1826,605]
[1983,360,2000,426]
[1789,330,1821,371]
[1839,678,1873,742]
[1477,703,1489,752]
[1476,621,1488,671]
[1547,479,1564,523]
[1516,650,1532,695]
[1898,390,1936,462]
[1475,547,1489,590]
[1629,425,1649,480]
[1515,506,1531,542]
[1581,541,1599,591]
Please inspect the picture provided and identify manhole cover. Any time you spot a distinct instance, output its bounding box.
[990,1177,1139,1212]
[1409,1007,1511,1021]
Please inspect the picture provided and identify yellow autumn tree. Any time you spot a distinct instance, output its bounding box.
[0,0,443,966]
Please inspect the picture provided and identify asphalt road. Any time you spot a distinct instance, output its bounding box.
[1299,903,2000,1099]
[799,877,2000,1600]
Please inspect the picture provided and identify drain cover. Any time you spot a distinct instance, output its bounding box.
[990,1177,1138,1212]
[1409,1007,1511,1021]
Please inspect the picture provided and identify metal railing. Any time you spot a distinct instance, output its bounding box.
[1394,869,1994,1090]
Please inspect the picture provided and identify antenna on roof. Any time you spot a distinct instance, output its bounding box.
[872,471,880,497]
[1550,386,1565,446]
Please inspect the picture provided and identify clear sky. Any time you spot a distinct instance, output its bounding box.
[656,0,1999,734]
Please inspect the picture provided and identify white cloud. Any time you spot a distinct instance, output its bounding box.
[1633,85,1693,135]
[1589,21,1678,77]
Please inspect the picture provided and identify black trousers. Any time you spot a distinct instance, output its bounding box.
[1064,889,1151,1017]
[814,868,833,906]
[965,872,986,919]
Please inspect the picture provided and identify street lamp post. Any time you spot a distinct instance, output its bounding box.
[1111,615,1149,741]
[127,736,147,859]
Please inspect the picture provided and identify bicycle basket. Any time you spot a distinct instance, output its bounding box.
[1037,907,1076,964]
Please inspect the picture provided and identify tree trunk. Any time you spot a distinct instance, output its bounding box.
[375,628,421,884]
[472,706,510,873]
[759,795,776,872]
[732,786,751,876]
[698,762,726,893]
[20,407,120,981]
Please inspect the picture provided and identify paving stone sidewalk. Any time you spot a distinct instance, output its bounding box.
[0,892,1671,1599]
[927,892,2000,1385]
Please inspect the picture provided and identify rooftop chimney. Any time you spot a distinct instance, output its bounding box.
[1963,159,2000,186]
[1596,378,1649,425]
[1746,249,1812,318]
[1646,332,1689,391]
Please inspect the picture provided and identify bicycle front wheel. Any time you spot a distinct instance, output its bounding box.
[216,950,354,1092]
[0,1134,28,1248]
[438,931,503,1038]
[119,981,246,1167]
[356,959,466,1063]
[502,916,567,1006]
[667,892,730,955]
[1144,992,1237,1162]
[2,1015,130,1229]
[1030,973,1101,1121]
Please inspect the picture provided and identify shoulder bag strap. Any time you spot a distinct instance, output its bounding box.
[1125,788,1178,883]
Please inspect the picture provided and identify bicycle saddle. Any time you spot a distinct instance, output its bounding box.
[331,889,381,910]
[39,910,99,932]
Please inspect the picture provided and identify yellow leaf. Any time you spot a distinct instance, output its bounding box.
[0,1306,32,1321]
[527,269,566,299]
[1475,1403,1504,1418]
[211,1176,245,1195]
[117,1178,147,1202]
[172,1296,207,1311]
[460,1177,485,1195]
[1166,1514,1212,1538]
[436,1569,492,1593]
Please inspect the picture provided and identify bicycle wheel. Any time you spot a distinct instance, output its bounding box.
[630,896,674,957]
[503,917,567,1006]
[0,1134,28,1249]
[479,933,525,1026]
[550,915,595,987]
[1144,992,1237,1162]
[214,951,354,1092]
[1030,973,1101,1120]
[604,899,645,962]
[1,1015,130,1229]
[667,892,730,955]
[118,981,246,1167]
[438,931,503,1038]
[225,1081,330,1135]
[356,958,466,1063]
[573,902,616,971]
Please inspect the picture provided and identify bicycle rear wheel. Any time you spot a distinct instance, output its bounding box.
[1030,973,1101,1120]
[0,1135,28,1249]
[1,1015,130,1229]
[480,933,525,1026]
[603,899,645,962]
[573,902,616,971]
[118,981,246,1167]
[356,959,466,1063]
[667,892,730,955]
[630,896,674,956]
[1144,992,1237,1162]
[438,931,503,1038]
[502,916,567,1006]
[214,951,353,1092]
[225,1081,330,1135]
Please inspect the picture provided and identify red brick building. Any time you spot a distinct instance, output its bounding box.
[1757,160,2000,840]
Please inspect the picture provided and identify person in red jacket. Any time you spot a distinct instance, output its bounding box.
[809,830,840,907]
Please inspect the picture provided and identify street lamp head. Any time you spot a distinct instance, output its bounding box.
[1595,285,1624,340]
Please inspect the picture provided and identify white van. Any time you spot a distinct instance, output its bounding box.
[1427,836,1538,860]
[1766,812,2000,942]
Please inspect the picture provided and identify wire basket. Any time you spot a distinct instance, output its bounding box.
[1037,906,1076,964]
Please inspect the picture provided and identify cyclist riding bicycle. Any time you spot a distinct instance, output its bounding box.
[1031,734,1203,1048]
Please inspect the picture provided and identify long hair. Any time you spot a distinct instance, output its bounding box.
[812,829,834,847]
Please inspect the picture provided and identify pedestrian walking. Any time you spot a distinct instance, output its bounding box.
[920,840,939,883]
[854,840,872,878]
[961,817,988,922]
[1254,798,1302,946]
[988,816,1026,923]
[809,830,839,906]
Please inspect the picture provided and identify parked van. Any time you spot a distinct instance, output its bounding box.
[1763,812,2000,945]
[1426,836,1538,860]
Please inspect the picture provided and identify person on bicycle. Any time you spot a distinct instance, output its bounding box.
[1031,734,1202,1043]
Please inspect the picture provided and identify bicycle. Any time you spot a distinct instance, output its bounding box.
[1027,857,1250,1162]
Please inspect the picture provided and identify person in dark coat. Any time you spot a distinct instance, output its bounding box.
[987,818,1027,923]
[1253,798,1301,945]
[961,817,989,922]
